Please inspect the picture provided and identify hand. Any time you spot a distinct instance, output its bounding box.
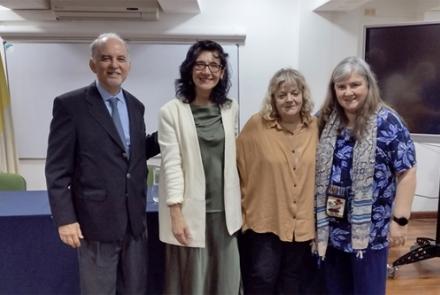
[58,222,84,248]
[389,220,408,247]
[169,205,191,246]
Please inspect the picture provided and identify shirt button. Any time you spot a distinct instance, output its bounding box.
[122,152,129,159]
[126,173,131,179]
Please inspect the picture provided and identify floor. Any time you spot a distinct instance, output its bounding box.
[387,218,440,295]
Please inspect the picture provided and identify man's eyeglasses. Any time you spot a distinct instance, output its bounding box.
[193,62,223,73]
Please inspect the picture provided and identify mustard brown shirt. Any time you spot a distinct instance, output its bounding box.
[237,113,318,242]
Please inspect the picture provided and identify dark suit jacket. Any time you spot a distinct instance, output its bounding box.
[45,82,159,242]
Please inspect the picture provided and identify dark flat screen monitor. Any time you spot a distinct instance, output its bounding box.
[365,23,440,136]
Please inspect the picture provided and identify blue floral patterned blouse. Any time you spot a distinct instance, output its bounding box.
[328,107,416,252]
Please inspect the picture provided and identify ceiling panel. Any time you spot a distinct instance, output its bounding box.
[0,0,50,10]
[157,0,200,13]
[314,0,373,12]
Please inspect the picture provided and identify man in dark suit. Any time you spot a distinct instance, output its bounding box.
[45,33,159,294]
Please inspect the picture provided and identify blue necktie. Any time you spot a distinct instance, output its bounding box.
[109,97,128,153]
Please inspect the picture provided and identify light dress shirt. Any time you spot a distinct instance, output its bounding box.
[96,81,131,148]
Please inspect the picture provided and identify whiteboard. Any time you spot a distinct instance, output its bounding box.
[5,42,239,158]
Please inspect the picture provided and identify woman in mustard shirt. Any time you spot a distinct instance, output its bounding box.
[237,68,318,294]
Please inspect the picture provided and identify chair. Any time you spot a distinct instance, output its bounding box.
[0,173,27,191]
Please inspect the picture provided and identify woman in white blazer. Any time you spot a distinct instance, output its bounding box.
[158,40,242,294]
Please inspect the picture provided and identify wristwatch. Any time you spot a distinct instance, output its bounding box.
[393,215,409,226]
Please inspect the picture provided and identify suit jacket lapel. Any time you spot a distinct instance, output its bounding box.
[85,83,126,151]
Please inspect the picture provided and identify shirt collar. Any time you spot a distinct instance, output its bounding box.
[267,118,305,133]
[95,81,125,103]
[267,119,284,131]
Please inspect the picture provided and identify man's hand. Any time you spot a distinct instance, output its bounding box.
[389,220,408,247]
[58,222,84,248]
[169,204,191,246]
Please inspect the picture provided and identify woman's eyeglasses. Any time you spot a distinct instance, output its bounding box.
[193,62,223,73]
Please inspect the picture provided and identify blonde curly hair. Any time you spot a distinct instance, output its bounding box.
[260,68,314,125]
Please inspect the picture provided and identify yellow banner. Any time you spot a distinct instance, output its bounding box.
[0,56,10,133]
[0,39,18,173]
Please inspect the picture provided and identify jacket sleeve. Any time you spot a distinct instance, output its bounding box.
[158,106,185,205]
[45,97,77,227]
[232,99,239,136]
[145,131,160,159]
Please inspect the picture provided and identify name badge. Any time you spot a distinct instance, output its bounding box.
[326,184,349,219]
[326,196,346,218]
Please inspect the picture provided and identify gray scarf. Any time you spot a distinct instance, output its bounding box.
[316,109,378,258]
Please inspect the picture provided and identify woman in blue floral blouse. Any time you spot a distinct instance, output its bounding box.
[315,56,417,295]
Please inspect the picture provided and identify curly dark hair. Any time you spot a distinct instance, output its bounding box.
[175,40,231,106]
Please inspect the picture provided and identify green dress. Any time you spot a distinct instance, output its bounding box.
[164,104,241,295]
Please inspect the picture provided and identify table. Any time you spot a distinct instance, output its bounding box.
[0,189,163,295]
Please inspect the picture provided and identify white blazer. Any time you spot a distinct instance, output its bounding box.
[158,98,242,247]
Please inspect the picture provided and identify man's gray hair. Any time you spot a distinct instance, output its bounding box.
[90,33,128,58]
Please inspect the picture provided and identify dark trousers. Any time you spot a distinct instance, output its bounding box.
[78,230,148,295]
[324,246,388,295]
[240,230,315,295]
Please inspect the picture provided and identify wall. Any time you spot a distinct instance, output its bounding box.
[298,0,440,211]
[2,0,439,212]
[1,0,300,190]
